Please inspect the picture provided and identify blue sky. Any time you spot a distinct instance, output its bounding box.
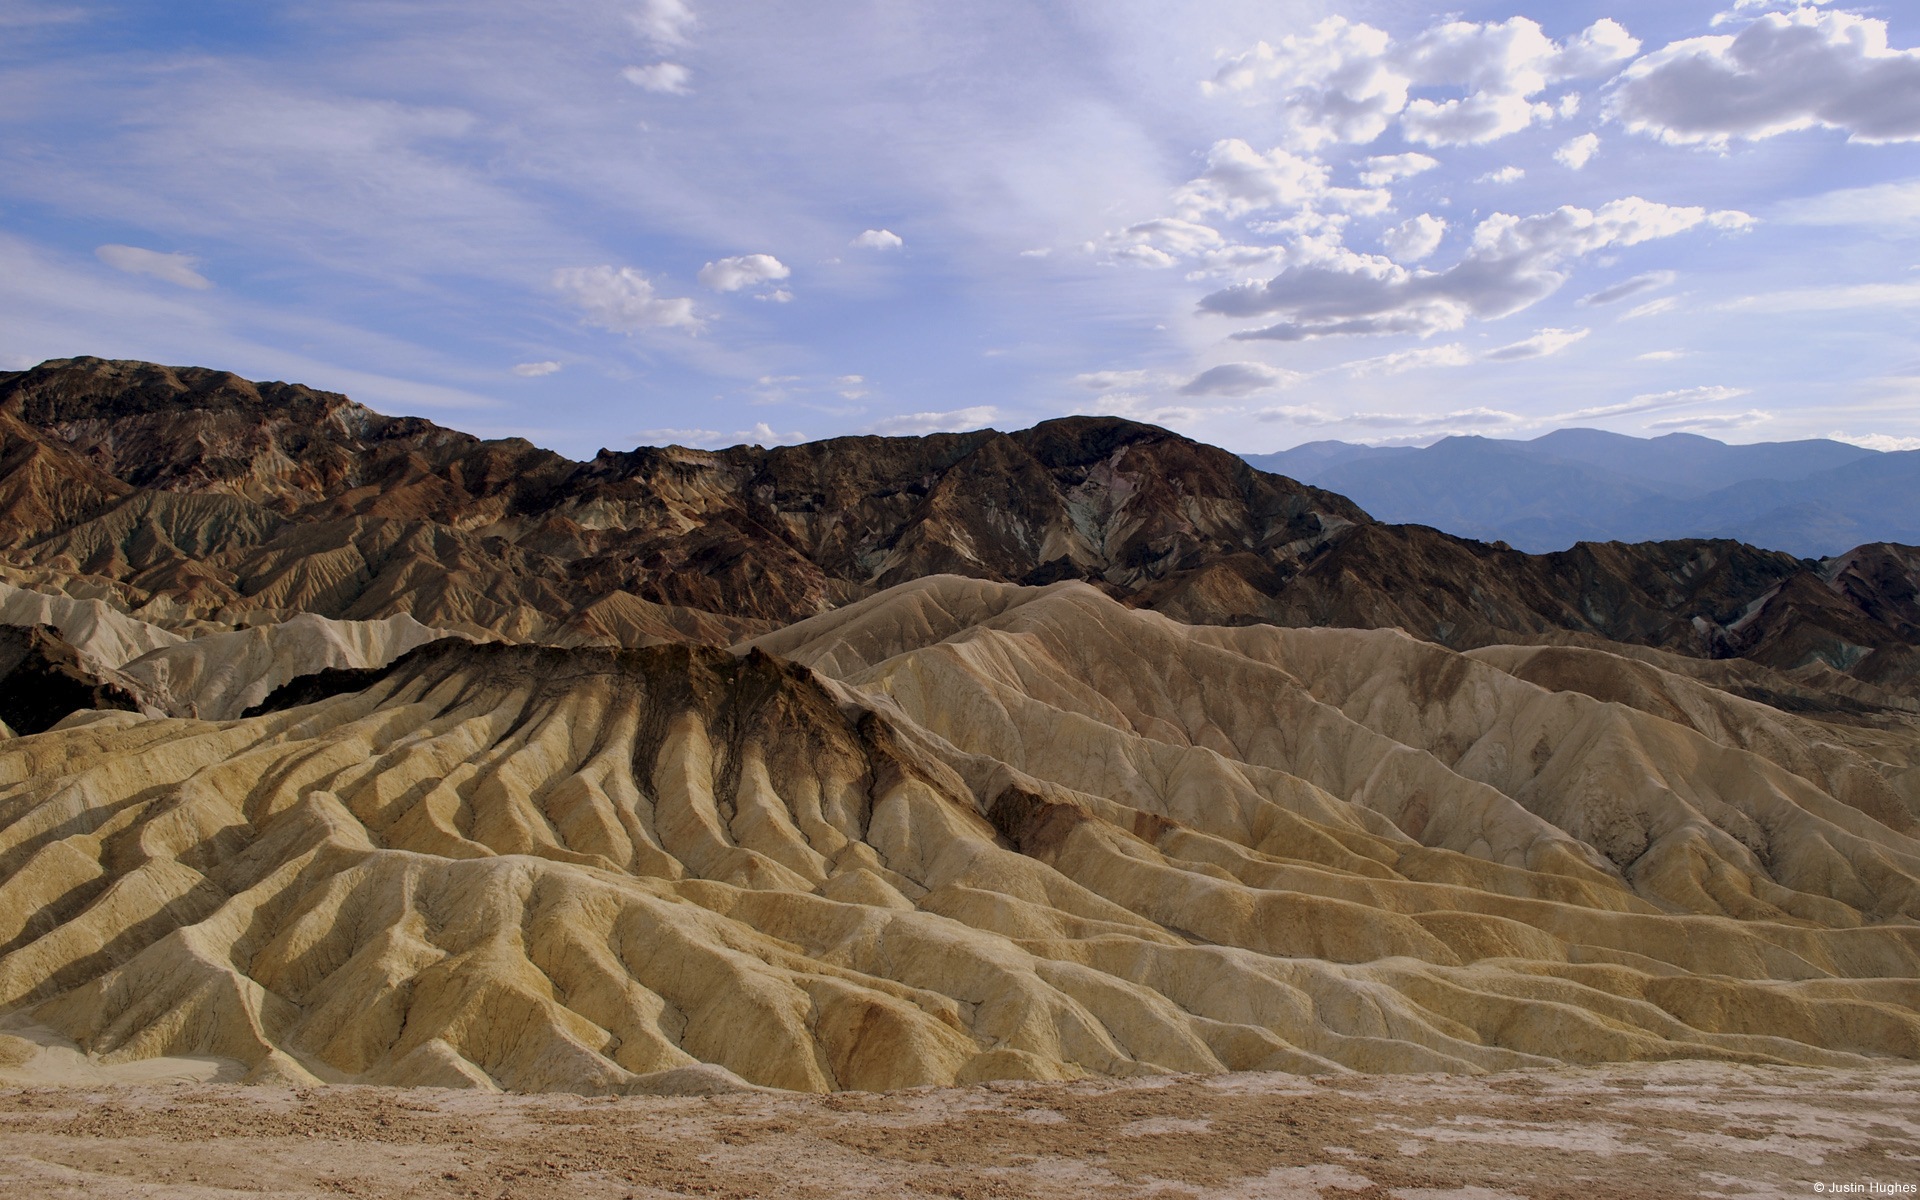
[2,0,1918,458]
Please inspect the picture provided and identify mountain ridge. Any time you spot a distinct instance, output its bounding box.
[1243,430,1918,556]
[2,356,1919,697]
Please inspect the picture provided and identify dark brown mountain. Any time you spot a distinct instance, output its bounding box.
[3,356,1919,695]
[0,623,141,734]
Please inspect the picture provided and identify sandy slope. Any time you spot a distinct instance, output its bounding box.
[0,576,1916,1095]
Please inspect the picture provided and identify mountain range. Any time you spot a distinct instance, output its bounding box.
[1244,429,1920,557]
[1,356,1919,1096]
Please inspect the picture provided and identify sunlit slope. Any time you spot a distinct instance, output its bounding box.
[1,577,1918,1094]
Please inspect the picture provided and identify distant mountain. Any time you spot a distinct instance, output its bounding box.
[1241,430,1917,557]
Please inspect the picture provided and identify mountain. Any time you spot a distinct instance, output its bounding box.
[5,358,1920,699]
[3,357,1920,1095]
[1242,429,1916,557]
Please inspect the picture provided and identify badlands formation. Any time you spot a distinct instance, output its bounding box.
[0,357,1917,1098]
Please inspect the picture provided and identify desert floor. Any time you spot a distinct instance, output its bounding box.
[1,1060,1916,1199]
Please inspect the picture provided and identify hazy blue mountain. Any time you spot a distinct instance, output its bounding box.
[1240,431,1908,557]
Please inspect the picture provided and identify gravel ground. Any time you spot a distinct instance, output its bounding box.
[1,1061,1917,1199]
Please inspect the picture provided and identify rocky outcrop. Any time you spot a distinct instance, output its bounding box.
[5,357,1919,692]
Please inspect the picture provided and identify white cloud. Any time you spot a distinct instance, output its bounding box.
[1174,139,1383,219]
[756,288,793,303]
[1829,431,1920,451]
[1206,16,1635,151]
[698,253,790,292]
[637,421,805,447]
[1254,404,1342,425]
[1356,152,1438,186]
[1580,270,1676,306]
[1341,344,1473,376]
[1177,362,1302,396]
[1485,326,1589,361]
[1621,295,1682,320]
[1344,406,1523,429]
[1382,213,1447,262]
[1609,8,1920,145]
[95,244,212,290]
[1397,17,1638,147]
[1403,91,1552,147]
[623,62,692,95]
[631,0,694,46]
[1558,384,1751,421]
[512,360,561,377]
[1645,409,1771,430]
[866,406,999,435]
[1554,132,1600,169]
[1204,18,1410,150]
[1778,179,1920,230]
[1205,197,1745,341]
[552,265,701,332]
[1074,368,1178,392]
[852,228,904,250]
[1478,166,1525,184]
[1726,282,1920,312]
[1636,349,1689,362]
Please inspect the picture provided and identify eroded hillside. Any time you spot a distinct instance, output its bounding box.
[1,579,1917,1093]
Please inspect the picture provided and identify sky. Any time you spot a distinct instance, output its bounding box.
[2,0,1918,459]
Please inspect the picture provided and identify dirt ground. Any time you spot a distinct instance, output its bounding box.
[1,1060,1916,1199]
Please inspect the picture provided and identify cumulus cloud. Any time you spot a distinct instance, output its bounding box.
[552,265,700,332]
[1580,270,1677,305]
[1382,213,1447,262]
[1397,17,1638,146]
[1356,152,1439,186]
[1206,197,1747,341]
[1555,132,1600,169]
[1609,7,1920,145]
[1174,139,1384,219]
[1208,16,1637,150]
[1204,18,1410,150]
[1177,362,1303,396]
[866,406,999,435]
[623,62,691,94]
[1558,384,1751,421]
[698,253,789,292]
[1479,166,1526,184]
[512,360,561,377]
[95,244,212,289]
[1636,349,1690,361]
[852,228,904,250]
[1485,326,1589,361]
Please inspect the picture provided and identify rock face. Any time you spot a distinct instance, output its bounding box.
[4,357,1919,690]
[0,624,140,735]
[1,578,1918,1093]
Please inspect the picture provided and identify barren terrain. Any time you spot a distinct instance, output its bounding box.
[2,1061,1915,1198]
